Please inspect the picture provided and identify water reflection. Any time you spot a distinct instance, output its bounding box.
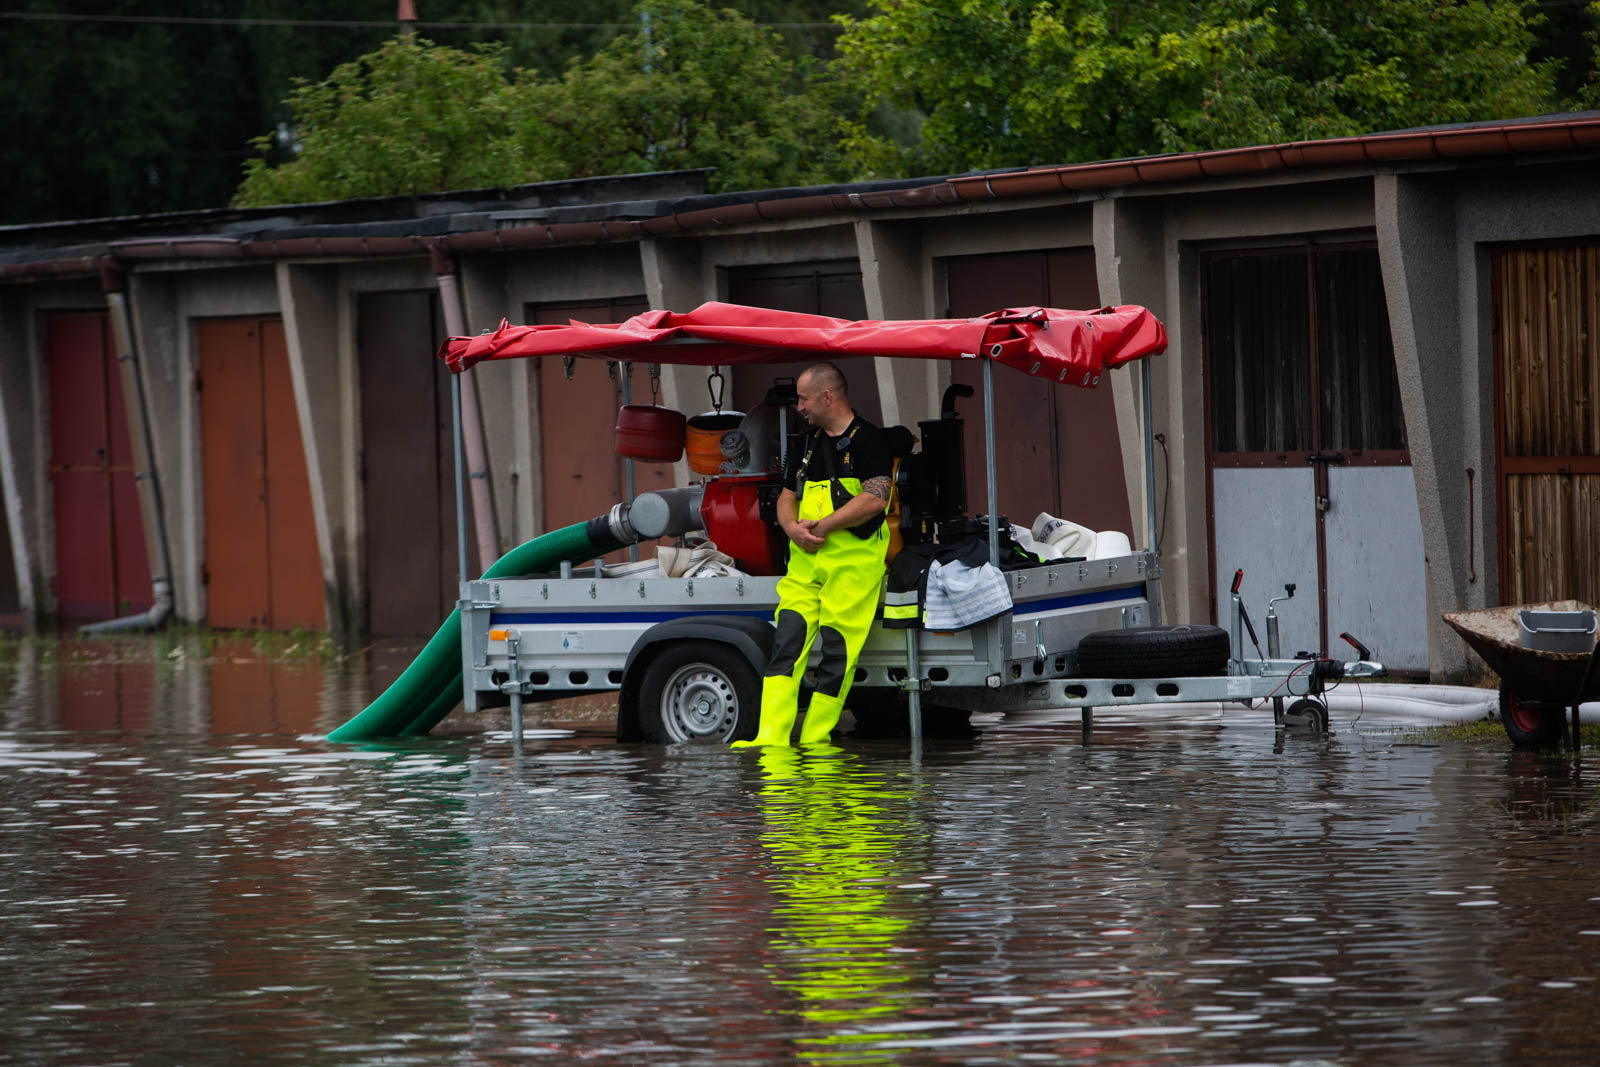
[6,648,1600,1062]
[753,745,928,1062]
[0,635,406,736]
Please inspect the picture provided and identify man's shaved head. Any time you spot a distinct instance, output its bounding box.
[799,362,848,397]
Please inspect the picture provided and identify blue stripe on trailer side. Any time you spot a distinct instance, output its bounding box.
[491,584,1143,626]
[1011,583,1147,617]
[491,609,774,625]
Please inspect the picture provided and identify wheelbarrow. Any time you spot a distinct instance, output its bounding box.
[1443,600,1600,747]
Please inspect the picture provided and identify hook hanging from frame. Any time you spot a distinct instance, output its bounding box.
[707,366,725,414]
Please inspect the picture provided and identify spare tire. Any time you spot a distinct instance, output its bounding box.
[1075,624,1231,678]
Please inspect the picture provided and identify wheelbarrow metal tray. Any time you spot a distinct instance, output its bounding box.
[1442,600,1599,701]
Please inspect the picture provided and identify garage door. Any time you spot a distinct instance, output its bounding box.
[198,317,324,631]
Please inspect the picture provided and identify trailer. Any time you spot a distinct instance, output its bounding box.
[329,301,1384,745]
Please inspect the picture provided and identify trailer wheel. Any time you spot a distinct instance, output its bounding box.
[1281,697,1329,733]
[637,643,760,744]
[1075,624,1230,679]
[1499,683,1566,748]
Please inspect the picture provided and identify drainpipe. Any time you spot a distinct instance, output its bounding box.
[81,261,174,634]
[429,243,500,571]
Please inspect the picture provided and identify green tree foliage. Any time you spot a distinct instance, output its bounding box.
[234,38,555,206]
[835,0,1564,176]
[235,0,851,205]
[512,0,850,192]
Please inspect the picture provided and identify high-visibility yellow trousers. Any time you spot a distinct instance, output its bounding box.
[732,478,887,747]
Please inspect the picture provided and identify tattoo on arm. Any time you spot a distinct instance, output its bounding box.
[862,476,891,501]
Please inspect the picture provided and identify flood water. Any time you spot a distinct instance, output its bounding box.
[3,637,1599,1064]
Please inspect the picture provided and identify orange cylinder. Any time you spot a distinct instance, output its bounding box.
[684,411,744,476]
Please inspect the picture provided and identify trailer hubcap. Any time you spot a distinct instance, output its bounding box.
[660,664,739,741]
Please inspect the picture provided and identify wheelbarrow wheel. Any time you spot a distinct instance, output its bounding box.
[1499,683,1566,748]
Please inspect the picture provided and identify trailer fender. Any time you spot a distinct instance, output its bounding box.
[617,615,775,741]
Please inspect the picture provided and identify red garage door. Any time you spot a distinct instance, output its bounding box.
[530,297,678,560]
[46,311,151,620]
[198,317,325,631]
[944,249,1130,535]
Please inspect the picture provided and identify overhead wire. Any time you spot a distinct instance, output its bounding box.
[0,12,843,30]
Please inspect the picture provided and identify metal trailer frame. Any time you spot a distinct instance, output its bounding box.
[450,343,1384,744]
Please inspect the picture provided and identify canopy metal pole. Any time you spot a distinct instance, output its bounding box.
[619,363,638,562]
[983,356,1000,567]
[1141,358,1158,555]
[451,373,470,586]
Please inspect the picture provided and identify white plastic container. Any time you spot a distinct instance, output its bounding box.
[1518,609,1597,653]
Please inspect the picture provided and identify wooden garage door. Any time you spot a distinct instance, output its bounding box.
[46,311,151,620]
[1496,242,1600,605]
[529,297,677,558]
[944,249,1131,535]
[357,290,456,638]
[726,261,882,424]
[198,318,324,631]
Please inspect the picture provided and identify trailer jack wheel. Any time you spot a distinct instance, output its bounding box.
[638,643,760,744]
[1281,697,1329,733]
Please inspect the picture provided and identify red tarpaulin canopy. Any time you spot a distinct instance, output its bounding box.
[438,301,1166,388]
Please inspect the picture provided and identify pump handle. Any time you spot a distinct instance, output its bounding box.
[940,384,975,420]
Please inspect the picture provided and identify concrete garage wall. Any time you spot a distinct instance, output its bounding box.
[0,285,48,616]
[1378,162,1600,676]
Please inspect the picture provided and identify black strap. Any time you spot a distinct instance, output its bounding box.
[797,421,859,486]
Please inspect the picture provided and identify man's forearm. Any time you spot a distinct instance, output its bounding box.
[776,490,801,534]
[811,477,890,535]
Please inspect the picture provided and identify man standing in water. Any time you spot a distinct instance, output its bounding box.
[731,362,893,747]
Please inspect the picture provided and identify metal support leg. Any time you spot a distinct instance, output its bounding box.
[1082,706,1094,742]
[905,630,923,743]
[506,633,525,752]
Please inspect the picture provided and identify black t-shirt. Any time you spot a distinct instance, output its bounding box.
[783,415,893,494]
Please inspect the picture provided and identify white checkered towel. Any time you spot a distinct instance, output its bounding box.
[924,559,1012,631]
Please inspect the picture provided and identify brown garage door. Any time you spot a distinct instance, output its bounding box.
[726,261,882,424]
[1496,241,1600,605]
[530,297,678,558]
[357,290,457,638]
[46,311,151,620]
[198,317,325,631]
[944,249,1131,535]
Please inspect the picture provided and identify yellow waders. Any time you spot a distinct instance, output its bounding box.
[732,476,888,747]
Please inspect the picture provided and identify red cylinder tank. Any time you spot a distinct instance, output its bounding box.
[615,404,685,461]
[700,474,784,576]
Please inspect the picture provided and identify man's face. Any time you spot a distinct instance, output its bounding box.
[795,373,829,425]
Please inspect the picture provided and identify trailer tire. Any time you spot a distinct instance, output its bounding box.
[1075,624,1230,679]
[637,642,760,744]
[1499,683,1566,749]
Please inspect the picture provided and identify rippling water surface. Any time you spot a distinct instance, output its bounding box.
[3,638,1599,1064]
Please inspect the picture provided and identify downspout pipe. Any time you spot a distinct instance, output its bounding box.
[82,261,174,634]
[430,243,500,572]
